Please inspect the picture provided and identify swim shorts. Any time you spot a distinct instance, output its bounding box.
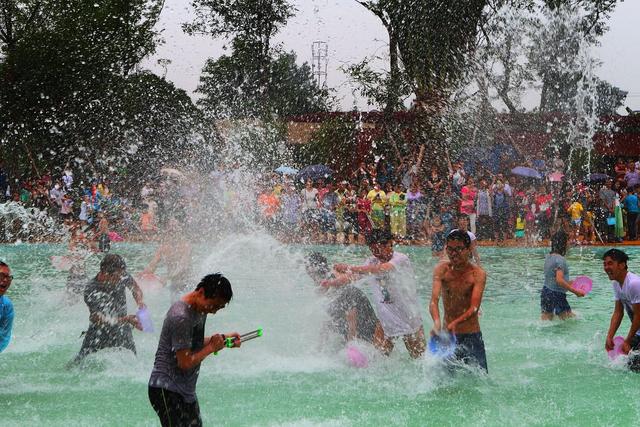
[149,386,202,427]
[540,286,571,315]
[452,332,488,372]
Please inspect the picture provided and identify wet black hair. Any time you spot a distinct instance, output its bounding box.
[366,229,393,245]
[196,273,233,301]
[446,229,471,248]
[457,214,469,222]
[100,254,127,273]
[306,252,330,277]
[550,231,568,256]
[602,249,629,270]
[0,261,8,268]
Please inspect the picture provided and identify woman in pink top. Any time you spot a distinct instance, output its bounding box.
[460,177,478,234]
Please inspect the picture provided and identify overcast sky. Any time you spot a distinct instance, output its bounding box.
[142,0,640,112]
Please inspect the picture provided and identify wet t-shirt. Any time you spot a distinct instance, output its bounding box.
[543,254,569,294]
[364,252,423,337]
[327,285,377,343]
[80,274,137,353]
[612,272,640,336]
[149,301,206,402]
[0,296,14,352]
[84,274,136,317]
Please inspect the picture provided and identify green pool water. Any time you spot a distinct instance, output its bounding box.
[1,237,639,426]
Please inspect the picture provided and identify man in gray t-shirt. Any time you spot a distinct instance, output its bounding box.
[148,274,240,427]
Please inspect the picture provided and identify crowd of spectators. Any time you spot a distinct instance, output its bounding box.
[2,155,640,247]
[256,156,640,248]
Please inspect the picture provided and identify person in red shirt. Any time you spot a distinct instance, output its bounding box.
[535,185,553,240]
[356,189,372,244]
[257,188,280,222]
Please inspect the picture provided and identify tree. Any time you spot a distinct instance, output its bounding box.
[345,0,622,182]
[184,0,295,114]
[296,117,359,178]
[595,78,627,116]
[0,0,168,178]
[352,0,620,122]
[0,0,218,186]
[197,46,331,119]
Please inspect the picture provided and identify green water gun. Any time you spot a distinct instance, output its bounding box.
[214,329,263,355]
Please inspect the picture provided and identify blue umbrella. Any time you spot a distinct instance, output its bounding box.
[275,165,298,175]
[511,166,542,179]
[297,164,333,182]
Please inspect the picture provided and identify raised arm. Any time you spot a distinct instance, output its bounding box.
[321,272,354,288]
[144,245,165,274]
[345,308,358,341]
[125,276,145,308]
[346,262,394,275]
[89,311,141,330]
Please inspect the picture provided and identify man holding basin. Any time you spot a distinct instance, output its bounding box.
[603,248,640,371]
[429,230,488,372]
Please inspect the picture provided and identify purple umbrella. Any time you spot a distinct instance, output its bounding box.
[584,173,610,183]
[296,164,333,182]
[511,166,542,179]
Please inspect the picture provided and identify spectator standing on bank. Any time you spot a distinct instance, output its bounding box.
[623,186,639,241]
[460,177,478,235]
[475,179,493,240]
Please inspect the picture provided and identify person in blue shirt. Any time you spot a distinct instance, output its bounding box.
[0,261,15,352]
[623,186,639,241]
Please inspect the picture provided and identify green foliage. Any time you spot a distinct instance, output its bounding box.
[342,58,412,111]
[183,0,294,41]
[187,0,329,120]
[197,46,332,119]
[354,0,619,109]
[0,0,214,179]
[185,0,296,118]
[595,79,627,116]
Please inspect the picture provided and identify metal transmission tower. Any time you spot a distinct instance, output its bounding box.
[311,41,328,89]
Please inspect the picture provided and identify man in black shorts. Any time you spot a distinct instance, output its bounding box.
[430,230,488,372]
[306,253,380,345]
[148,273,240,427]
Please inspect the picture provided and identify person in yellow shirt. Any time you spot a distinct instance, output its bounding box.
[367,183,386,230]
[567,199,584,224]
[387,183,407,238]
[567,198,584,242]
[515,213,525,239]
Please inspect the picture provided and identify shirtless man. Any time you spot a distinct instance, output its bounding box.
[429,229,488,372]
[143,218,194,300]
[66,221,96,300]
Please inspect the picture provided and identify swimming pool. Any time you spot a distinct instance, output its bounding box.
[1,236,638,426]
